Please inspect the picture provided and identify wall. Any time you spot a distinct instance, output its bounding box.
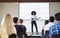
[0,0,60,2]
[0,2,60,34]
[49,2,60,16]
[0,3,45,34]
[0,3,18,23]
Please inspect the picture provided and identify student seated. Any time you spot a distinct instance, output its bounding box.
[49,13,60,38]
[1,14,17,38]
[14,18,27,38]
[44,16,54,38]
[13,17,19,38]
[41,20,49,38]
[44,16,54,32]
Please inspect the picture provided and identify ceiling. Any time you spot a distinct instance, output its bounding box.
[0,0,60,2]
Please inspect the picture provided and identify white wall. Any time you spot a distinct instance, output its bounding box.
[0,3,18,23]
[50,2,60,16]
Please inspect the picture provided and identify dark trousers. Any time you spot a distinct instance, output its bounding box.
[9,34,17,38]
[17,34,28,38]
[41,30,44,38]
[44,30,50,38]
[18,34,23,38]
[52,34,60,38]
[31,21,38,34]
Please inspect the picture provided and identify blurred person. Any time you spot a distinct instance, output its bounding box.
[31,11,40,35]
[13,17,18,26]
[44,16,54,38]
[49,13,60,38]
[1,14,16,38]
[41,20,49,38]
[44,16,54,32]
[14,19,27,38]
[0,24,8,38]
[13,17,19,38]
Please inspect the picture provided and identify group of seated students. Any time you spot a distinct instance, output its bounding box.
[42,12,60,38]
[13,17,27,38]
[0,12,60,38]
[0,14,27,38]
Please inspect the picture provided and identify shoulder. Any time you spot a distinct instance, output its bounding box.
[21,25,26,30]
[22,25,26,28]
[49,24,55,30]
[17,25,25,28]
[14,25,20,29]
[46,23,50,26]
[14,25,18,27]
[50,22,60,29]
[44,24,49,28]
[50,22,58,28]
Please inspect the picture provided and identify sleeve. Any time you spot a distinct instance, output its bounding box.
[22,25,26,31]
[13,27,17,34]
[0,25,8,38]
[23,26,26,31]
[24,26,26,30]
[35,16,39,20]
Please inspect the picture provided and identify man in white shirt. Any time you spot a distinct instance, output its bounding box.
[44,16,54,31]
[44,16,54,38]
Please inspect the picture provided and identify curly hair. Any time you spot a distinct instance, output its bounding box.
[31,11,36,15]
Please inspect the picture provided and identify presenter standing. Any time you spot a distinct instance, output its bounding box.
[31,11,40,35]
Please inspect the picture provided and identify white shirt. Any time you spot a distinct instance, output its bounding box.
[44,22,54,32]
[31,15,38,21]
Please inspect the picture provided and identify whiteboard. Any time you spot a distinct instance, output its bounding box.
[19,3,49,20]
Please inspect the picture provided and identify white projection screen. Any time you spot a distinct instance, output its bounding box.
[19,3,49,34]
[19,3,49,20]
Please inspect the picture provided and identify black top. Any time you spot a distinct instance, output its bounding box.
[14,25,26,38]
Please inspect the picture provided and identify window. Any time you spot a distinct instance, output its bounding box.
[19,3,49,20]
[19,3,49,33]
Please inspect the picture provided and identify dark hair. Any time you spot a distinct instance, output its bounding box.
[49,16,54,22]
[45,20,49,25]
[13,17,18,23]
[55,13,60,21]
[31,11,36,15]
[19,19,23,23]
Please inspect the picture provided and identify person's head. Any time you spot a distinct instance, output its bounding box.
[45,20,49,25]
[49,16,54,22]
[13,17,18,24]
[55,12,60,21]
[4,14,14,35]
[5,14,12,23]
[31,11,36,15]
[19,19,23,24]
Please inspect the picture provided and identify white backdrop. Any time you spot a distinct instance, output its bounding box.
[19,3,49,20]
[19,3,49,33]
